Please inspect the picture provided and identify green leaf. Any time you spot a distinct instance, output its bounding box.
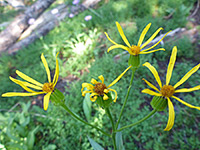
[42,144,57,150]
[116,125,125,150]
[27,126,39,150]
[88,136,104,150]
[83,93,92,121]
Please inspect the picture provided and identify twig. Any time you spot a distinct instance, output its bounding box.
[32,113,67,122]
[188,0,200,19]
[8,102,20,112]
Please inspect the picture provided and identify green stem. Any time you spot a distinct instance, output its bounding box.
[115,68,136,129]
[105,108,117,150]
[59,102,110,137]
[115,109,157,132]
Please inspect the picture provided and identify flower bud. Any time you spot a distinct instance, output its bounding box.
[128,55,140,69]
[50,88,65,105]
[151,96,167,111]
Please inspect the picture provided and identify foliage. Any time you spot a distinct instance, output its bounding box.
[0,102,39,150]
[0,0,199,149]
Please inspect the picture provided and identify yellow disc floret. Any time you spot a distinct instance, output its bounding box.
[42,82,54,93]
[160,85,175,97]
[130,45,140,55]
[94,83,107,95]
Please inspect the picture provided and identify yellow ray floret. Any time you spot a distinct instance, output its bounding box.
[166,46,177,85]
[142,46,200,131]
[105,22,170,56]
[174,63,200,89]
[164,98,175,131]
[2,53,60,111]
[143,62,162,88]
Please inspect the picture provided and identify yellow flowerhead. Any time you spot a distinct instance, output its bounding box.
[2,53,59,111]
[81,66,132,103]
[142,46,200,131]
[105,22,170,55]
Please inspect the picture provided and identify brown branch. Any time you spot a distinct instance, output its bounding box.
[0,0,56,53]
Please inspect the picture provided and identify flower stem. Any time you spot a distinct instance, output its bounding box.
[59,101,110,137]
[105,107,117,150]
[115,109,157,132]
[115,68,136,129]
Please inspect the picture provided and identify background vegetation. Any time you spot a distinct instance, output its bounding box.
[0,0,200,149]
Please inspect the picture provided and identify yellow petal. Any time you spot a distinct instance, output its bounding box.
[174,63,200,89]
[139,48,165,54]
[43,92,51,111]
[137,23,151,47]
[172,96,200,110]
[141,89,162,96]
[81,83,94,92]
[91,96,97,102]
[164,98,175,131]
[166,46,177,85]
[104,89,109,93]
[141,27,163,49]
[142,78,160,92]
[98,75,104,83]
[41,53,51,83]
[90,93,98,102]
[175,85,200,93]
[9,76,39,93]
[82,90,92,96]
[2,92,44,97]
[104,32,118,45]
[91,78,98,84]
[9,76,42,90]
[141,31,171,51]
[103,94,109,100]
[53,52,59,87]
[16,70,43,87]
[116,22,131,47]
[107,45,131,54]
[108,66,132,88]
[109,88,117,102]
[143,62,162,88]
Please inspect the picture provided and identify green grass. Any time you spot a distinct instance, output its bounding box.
[0,0,199,149]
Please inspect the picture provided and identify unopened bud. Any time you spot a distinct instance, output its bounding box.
[151,96,167,111]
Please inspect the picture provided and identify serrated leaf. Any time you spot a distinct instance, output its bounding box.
[116,125,125,150]
[83,93,92,121]
[88,136,104,150]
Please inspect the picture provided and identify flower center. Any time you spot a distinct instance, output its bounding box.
[94,83,107,95]
[42,82,54,93]
[160,85,175,97]
[130,45,140,55]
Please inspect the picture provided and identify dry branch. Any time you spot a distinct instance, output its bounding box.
[0,0,56,53]
[6,0,102,54]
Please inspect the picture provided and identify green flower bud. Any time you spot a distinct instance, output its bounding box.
[128,55,140,69]
[50,88,65,105]
[151,96,167,111]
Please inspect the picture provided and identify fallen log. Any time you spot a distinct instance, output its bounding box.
[6,0,101,54]
[0,0,56,53]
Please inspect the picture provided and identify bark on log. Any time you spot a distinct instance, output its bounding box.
[0,0,56,53]
[6,0,102,54]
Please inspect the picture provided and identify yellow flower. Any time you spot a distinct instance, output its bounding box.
[81,66,132,102]
[105,22,170,55]
[2,53,59,111]
[142,46,200,131]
